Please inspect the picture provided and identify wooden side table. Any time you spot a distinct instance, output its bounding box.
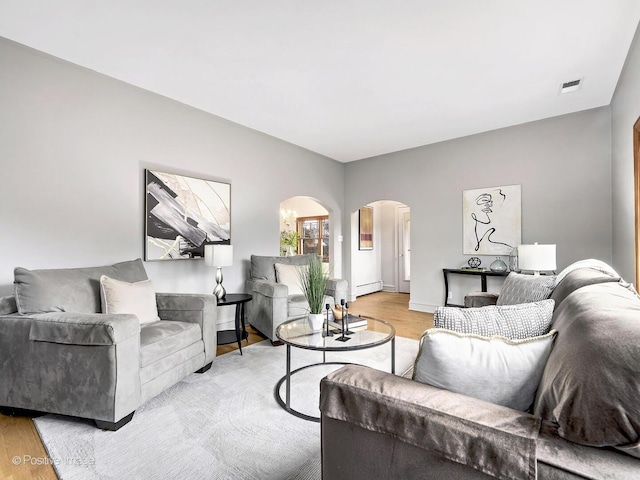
[216,293,252,355]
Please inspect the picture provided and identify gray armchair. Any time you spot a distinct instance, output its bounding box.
[246,255,348,343]
[0,259,217,431]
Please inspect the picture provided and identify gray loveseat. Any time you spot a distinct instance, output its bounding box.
[0,259,217,431]
[320,267,640,479]
[246,255,348,343]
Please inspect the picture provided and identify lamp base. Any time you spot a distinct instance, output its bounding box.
[213,267,226,300]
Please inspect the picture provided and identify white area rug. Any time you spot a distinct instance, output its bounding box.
[34,337,418,480]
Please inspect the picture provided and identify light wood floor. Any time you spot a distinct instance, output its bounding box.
[0,292,432,480]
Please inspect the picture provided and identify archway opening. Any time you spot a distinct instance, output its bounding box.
[350,200,410,300]
[280,196,330,262]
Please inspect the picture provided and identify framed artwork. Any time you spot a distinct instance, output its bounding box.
[358,206,373,250]
[145,169,231,261]
[463,184,521,255]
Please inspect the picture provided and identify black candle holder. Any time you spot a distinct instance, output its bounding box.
[335,298,351,342]
[323,303,333,337]
[336,298,353,342]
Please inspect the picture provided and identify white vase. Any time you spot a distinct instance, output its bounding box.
[308,313,324,332]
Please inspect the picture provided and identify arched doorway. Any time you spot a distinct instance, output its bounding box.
[350,200,410,299]
[280,196,331,262]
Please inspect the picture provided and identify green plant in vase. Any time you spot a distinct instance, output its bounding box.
[297,255,328,331]
[280,230,300,256]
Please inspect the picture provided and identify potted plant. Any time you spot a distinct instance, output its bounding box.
[297,255,328,331]
[280,230,300,256]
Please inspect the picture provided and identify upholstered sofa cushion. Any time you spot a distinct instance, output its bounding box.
[534,282,640,455]
[100,275,160,325]
[139,320,202,368]
[434,299,554,339]
[14,259,148,315]
[496,272,555,306]
[414,328,557,411]
[250,254,314,283]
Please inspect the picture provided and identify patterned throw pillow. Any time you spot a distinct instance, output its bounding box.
[496,272,555,306]
[434,299,555,340]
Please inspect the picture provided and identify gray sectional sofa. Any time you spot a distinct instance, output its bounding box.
[0,259,217,430]
[320,266,640,479]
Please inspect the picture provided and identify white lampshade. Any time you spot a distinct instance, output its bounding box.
[204,244,233,267]
[518,243,556,274]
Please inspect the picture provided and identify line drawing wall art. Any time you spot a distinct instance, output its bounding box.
[145,169,231,261]
[463,185,521,255]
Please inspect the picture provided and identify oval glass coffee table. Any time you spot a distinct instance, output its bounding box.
[275,317,396,422]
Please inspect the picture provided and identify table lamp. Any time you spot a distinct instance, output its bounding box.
[517,243,556,275]
[205,244,233,300]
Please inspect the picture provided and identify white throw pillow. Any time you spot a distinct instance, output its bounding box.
[99,275,160,325]
[274,263,305,296]
[434,299,554,340]
[413,328,557,411]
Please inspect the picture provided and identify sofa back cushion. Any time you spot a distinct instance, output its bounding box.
[534,282,640,455]
[0,296,17,315]
[14,259,148,314]
[250,254,314,283]
[550,267,620,308]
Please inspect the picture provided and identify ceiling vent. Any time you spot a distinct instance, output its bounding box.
[560,79,582,94]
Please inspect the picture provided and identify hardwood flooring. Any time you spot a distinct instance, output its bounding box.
[0,292,432,480]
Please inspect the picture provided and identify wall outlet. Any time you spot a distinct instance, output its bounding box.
[448,291,453,300]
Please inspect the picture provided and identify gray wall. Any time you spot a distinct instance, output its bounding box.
[0,38,344,328]
[0,34,621,318]
[344,107,613,312]
[612,25,640,283]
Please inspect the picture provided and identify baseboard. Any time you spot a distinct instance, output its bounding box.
[408,301,438,313]
[355,280,383,297]
[382,284,396,292]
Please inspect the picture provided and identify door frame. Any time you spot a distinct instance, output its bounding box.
[634,117,640,287]
[397,206,410,293]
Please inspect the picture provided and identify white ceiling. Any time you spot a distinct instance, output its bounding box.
[0,1,639,162]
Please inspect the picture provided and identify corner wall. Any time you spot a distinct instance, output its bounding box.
[0,38,345,329]
[344,107,613,312]
[612,24,640,283]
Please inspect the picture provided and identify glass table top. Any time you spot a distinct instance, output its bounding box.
[275,317,395,351]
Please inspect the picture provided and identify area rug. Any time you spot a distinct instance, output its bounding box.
[34,337,419,480]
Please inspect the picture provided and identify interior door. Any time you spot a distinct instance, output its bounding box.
[398,206,410,293]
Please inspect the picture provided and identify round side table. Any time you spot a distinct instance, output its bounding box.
[216,293,252,355]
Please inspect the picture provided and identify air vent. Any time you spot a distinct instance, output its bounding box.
[560,79,582,94]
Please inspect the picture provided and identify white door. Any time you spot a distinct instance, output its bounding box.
[398,207,410,293]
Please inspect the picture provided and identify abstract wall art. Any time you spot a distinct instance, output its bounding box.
[462,184,521,255]
[145,169,231,261]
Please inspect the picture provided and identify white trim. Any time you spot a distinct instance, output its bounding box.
[409,301,437,313]
[382,283,397,292]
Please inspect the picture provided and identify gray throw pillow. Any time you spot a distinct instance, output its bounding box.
[434,299,554,340]
[496,272,555,306]
[413,329,557,411]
